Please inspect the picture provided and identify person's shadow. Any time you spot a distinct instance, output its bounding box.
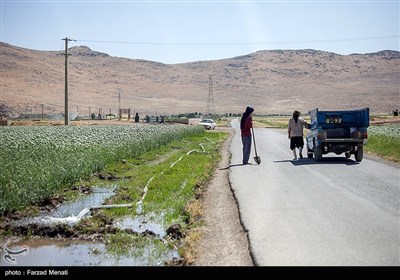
[219,163,253,170]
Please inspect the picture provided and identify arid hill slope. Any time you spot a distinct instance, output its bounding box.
[0,42,399,117]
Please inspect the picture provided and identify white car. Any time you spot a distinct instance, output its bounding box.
[198,119,217,130]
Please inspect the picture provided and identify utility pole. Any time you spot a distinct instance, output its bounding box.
[62,37,75,125]
[118,89,121,112]
[206,75,216,116]
[41,104,44,121]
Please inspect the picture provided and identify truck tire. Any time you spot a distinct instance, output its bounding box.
[314,146,323,161]
[355,146,363,162]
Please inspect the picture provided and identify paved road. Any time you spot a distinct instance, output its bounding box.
[229,119,400,266]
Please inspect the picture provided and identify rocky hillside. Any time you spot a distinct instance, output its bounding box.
[0,42,399,117]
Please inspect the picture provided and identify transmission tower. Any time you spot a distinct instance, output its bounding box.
[206,75,216,116]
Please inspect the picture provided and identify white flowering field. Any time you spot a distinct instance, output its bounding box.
[366,124,400,162]
[0,125,204,213]
[368,124,400,138]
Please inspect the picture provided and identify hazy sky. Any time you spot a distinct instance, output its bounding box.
[1,0,399,64]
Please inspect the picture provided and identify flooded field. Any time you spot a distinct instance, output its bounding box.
[1,185,179,266]
[13,186,116,228]
[1,238,178,266]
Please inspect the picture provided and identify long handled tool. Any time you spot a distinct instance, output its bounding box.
[251,127,261,165]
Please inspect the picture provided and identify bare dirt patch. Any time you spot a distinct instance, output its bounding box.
[370,116,400,126]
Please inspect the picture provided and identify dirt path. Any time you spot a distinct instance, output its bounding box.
[192,128,253,266]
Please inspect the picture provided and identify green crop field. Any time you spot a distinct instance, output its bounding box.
[366,124,400,162]
[0,124,204,214]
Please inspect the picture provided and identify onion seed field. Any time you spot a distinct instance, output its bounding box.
[0,125,204,214]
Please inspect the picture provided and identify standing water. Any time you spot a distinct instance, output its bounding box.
[2,185,180,266]
[0,238,179,266]
[13,186,116,227]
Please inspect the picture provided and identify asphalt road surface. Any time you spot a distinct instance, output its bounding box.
[229,119,399,266]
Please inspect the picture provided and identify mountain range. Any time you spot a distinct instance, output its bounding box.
[0,42,399,117]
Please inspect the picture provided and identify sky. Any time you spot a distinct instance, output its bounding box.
[1,0,399,64]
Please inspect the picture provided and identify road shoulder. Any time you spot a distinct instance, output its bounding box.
[191,127,253,266]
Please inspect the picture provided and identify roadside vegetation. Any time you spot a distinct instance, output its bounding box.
[253,115,290,129]
[366,124,400,162]
[87,131,227,264]
[0,124,227,265]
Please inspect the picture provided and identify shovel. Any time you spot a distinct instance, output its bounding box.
[251,127,261,165]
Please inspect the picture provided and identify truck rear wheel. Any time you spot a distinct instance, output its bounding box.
[355,146,363,162]
[314,146,323,161]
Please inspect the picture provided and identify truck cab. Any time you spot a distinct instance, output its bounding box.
[306,108,369,162]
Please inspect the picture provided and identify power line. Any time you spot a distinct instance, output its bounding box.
[75,35,399,46]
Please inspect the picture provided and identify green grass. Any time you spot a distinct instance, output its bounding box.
[366,135,400,162]
[253,115,293,129]
[78,131,228,264]
[105,232,167,256]
[256,116,310,129]
[104,232,175,265]
[365,124,400,162]
[101,132,226,223]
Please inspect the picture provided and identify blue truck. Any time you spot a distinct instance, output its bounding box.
[306,108,369,162]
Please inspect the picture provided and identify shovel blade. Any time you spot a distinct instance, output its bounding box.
[254,156,261,165]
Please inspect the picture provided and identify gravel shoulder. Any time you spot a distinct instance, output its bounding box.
[192,127,253,266]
